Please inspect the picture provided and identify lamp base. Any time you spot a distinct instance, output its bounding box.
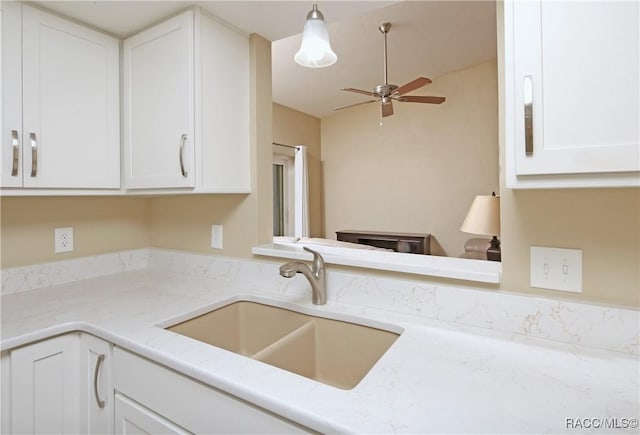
[487,236,501,262]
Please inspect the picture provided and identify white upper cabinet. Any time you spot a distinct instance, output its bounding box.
[1,1,22,188]
[197,12,250,193]
[124,9,250,193]
[503,0,639,188]
[123,11,195,189]
[1,3,120,189]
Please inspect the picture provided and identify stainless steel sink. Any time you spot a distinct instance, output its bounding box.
[166,301,401,389]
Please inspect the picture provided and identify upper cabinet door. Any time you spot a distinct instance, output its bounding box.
[504,1,639,188]
[198,12,250,192]
[124,11,195,189]
[1,1,23,188]
[21,5,120,189]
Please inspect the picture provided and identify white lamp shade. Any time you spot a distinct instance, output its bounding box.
[460,195,501,236]
[295,18,337,68]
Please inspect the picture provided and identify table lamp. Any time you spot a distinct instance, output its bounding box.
[460,192,501,261]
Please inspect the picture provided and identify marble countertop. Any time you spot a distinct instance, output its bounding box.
[2,267,638,433]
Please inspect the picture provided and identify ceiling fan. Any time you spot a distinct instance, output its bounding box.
[335,22,445,118]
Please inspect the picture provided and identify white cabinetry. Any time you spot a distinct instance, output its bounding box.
[123,8,250,193]
[115,394,190,434]
[1,3,120,189]
[113,347,308,433]
[80,333,114,434]
[123,11,195,189]
[503,0,639,188]
[8,334,81,434]
[2,333,113,434]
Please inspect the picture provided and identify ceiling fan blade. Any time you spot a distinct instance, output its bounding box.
[381,101,394,117]
[397,95,446,104]
[342,88,377,97]
[334,100,377,111]
[393,77,432,96]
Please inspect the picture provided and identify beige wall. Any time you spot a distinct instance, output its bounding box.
[272,103,324,237]
[321,60,500,256]
[0,197,151,268]
[500,188,639,306]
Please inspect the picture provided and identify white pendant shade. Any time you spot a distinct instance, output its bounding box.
[295,4,337,68]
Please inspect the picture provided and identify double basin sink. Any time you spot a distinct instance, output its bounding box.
[165,300,401,390]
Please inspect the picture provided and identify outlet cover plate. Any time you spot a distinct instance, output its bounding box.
[55,227,74,253]
[530,246,582,293]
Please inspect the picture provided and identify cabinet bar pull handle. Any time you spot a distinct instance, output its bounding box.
[179,134,188,177]
[11,130,19,176]
[523,76,533,156]
[93,354,106,409]
[29,132,38,177]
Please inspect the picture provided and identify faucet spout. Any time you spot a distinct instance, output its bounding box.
[279,247,327,305]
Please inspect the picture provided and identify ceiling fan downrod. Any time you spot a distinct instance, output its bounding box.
[376,22,397,97]
[379,22,391,86]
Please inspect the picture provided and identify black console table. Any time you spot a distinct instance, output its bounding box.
[336,230,431,255]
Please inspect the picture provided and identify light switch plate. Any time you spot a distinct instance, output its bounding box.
[530,246,582,293]
[211,225,223,249]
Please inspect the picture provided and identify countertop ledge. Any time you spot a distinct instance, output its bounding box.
[2,268,638,434]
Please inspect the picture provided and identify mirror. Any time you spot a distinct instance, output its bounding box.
[269,1,500,272]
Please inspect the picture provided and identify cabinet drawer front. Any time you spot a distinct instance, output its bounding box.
[115,393,191,435]
[113,347,310,433]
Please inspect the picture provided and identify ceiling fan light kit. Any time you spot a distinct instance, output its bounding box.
[335,22,446,117]
[295,2,337,68]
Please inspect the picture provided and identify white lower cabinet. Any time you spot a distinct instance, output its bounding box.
[115,393,190,434]
[113,347,311,434]
[2,333,113,434]
[8,333,81,434]
[80,332,114,434]
[2,335,310,434]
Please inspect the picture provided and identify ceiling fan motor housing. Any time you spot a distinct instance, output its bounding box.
[375,84,398,97]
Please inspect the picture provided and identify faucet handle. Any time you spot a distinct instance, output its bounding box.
[303,246,324,269]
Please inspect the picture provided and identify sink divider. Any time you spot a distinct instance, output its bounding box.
[251,321,316,361]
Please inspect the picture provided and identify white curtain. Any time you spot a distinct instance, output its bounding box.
[294,145,310,238]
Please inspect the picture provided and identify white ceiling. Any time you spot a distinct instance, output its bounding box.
[32,1,497,119]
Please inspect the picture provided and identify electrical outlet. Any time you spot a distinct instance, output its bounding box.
[54,227,74,253]
[530,246,582,293]
[211,225,223,249]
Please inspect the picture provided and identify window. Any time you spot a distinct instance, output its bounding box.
[272,156,293,236]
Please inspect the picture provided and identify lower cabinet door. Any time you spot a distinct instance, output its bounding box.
[114,393,191,435]
[80,333,114,434]
[10,333,81,434]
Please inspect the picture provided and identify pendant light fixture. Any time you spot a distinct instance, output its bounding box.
[294,2,337,68]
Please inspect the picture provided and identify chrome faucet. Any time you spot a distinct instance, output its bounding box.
[279,247,327,305]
